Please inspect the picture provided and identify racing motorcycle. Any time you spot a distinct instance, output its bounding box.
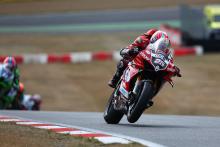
[104,38,179,124]
[0,82,41,110]
[0,66,41,110]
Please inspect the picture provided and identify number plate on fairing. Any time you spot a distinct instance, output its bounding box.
[151,53,169,71]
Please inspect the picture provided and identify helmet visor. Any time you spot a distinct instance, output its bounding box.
[153,38,171,55]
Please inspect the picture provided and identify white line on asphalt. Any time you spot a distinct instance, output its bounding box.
[34,126,66,129]
[16,122,44,125]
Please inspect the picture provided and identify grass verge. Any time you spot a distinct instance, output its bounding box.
[0,122,143,147]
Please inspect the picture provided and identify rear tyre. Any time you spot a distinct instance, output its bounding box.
[127,81,154,123]
[104,89,124,124]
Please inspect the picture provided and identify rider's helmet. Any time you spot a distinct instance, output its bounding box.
[154,38,172,55]
[150,30,169,44]
[3,56,17,72]
[150,31,172,56]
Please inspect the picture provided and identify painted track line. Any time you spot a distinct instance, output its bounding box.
[42,121,167,147]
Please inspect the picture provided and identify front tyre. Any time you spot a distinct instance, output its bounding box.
[127,81,154,123]
[104,89,124,124]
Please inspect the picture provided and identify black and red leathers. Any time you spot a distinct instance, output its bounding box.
[108,29,158,88]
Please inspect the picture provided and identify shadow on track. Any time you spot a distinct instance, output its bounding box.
[117,123,193,129]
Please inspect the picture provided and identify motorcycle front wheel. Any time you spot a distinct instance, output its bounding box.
[103,89,124,124]
[127,80,154,123]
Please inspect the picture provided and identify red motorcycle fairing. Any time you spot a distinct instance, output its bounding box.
[119,47,176,97]
[135,47,176,81]
[119,63,139,98]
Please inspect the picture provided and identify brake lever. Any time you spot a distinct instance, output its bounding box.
[168,80,174,88]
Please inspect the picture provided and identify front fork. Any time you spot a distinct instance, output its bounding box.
[127,78,140,106]
[129,78,154,103]
[132,77,141,95]
[112,79,127,111]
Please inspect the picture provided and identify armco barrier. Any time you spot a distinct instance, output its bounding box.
[0,46,203,64]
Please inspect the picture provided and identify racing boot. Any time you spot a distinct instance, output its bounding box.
[108,72,121,88]
[108,59,127,88]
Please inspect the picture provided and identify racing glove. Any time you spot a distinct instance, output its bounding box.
[120,47,140,57]
[127,47,140,56]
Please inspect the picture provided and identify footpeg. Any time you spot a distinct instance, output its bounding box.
[146,100,154,108]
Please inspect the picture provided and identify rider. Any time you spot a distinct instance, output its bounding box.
[0,56,20,109]
[108,29,181,88]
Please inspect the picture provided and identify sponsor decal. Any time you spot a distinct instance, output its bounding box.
[150,52,172,71]
[140,52,150,61]
[124,69,130,82]
[119,84,129,98]
[154,59,165,67]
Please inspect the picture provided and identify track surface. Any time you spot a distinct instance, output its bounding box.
[0,7,179,26]
[0,7,182,33]
[1,111,220,147]
[0,6,202,33]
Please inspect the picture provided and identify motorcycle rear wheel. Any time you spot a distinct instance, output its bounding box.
[104,89,124,124]
[127,81,154,123]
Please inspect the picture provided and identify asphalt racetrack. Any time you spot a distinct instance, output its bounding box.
[1,111,220,147]
[0,7,179,26]
[0,7,181,33]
